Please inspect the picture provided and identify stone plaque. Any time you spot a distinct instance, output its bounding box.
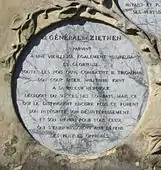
[119,1,161,35]
[12,20,148,155]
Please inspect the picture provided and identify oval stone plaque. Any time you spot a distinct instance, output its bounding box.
[119,1,161,35]
[12,20,149,155]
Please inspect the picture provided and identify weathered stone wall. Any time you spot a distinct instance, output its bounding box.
[0,0,161,169]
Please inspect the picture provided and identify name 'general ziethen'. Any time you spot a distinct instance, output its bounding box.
[43,34,122,41]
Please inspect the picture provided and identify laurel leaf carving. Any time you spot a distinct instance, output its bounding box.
[58,7,79,19]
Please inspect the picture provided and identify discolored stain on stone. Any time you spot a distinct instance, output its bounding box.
[115,144,138,163]
[4,74,11,82]
[11,135,18,145]
[91,144,139,170]
[0,164,8,170]
[3,140,17,157]
[22,153,70,170]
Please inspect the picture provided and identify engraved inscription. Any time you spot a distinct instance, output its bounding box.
[119,1,161,35]
[13,20,149,155]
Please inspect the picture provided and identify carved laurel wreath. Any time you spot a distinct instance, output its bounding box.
[1,0,161,155]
